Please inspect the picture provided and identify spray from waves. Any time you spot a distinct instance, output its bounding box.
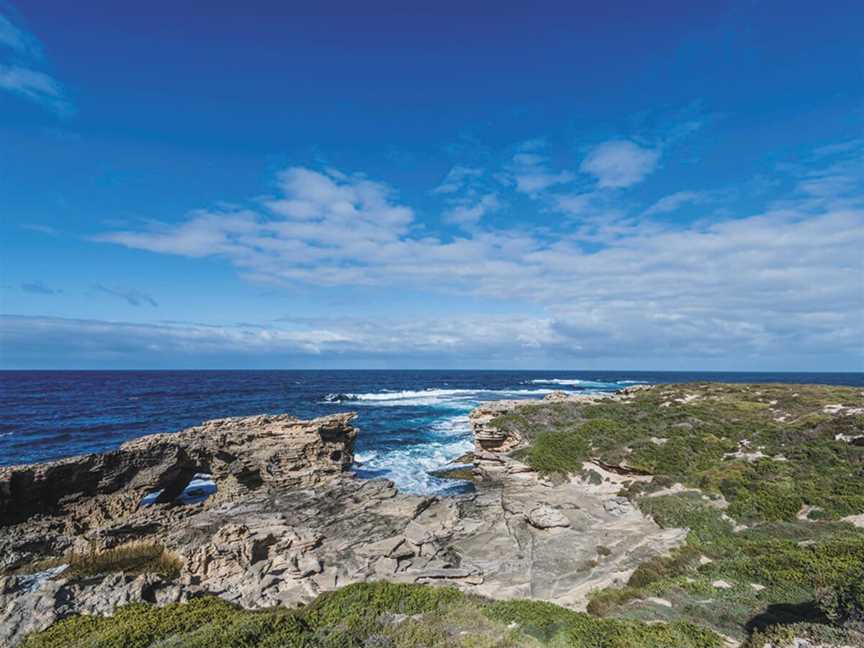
[352,414,474,495]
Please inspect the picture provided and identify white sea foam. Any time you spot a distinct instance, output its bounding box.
[330,383,626,494]
[354,416,474,495]
[324,387,562,408]
[354,451,378,463]
[527,378,622,388]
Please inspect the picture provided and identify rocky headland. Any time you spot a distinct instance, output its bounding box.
[2,383,863,647]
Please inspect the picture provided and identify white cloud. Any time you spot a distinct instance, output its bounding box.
[508,150,574,195]
[88,142,864,366]
[554,193,594,216]
[0,64,65,108]
[644,190,705,215]
[0,314,565,362]
[443,193,501,226]
[580,140,661,188]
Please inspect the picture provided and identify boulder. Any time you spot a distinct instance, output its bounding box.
[526,505,570,529]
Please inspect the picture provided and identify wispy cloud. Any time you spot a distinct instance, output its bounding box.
[20,223,60,236]
[432,166,484,195]
[508,148,574,195]
[0,13,41,58]
[20,281,61,295]
[93,285,158,307]
[0,11,69,114]
[644,190,707,216]
[0,64,66,111]
[580,140,660,188]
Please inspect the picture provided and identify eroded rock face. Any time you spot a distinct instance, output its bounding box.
[469,401,526,453]
[0,397,688,646]
[0,412,358,526]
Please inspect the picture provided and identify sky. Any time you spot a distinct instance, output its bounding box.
[0,0,862,370]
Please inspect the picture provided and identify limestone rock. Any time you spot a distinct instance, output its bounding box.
[543,391,571,401]
[0,412,358,526]
[526,505,570,529]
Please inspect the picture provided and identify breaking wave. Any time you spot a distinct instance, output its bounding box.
[527,378,648,389]
[324,387,561,408]
[353,414,474,495]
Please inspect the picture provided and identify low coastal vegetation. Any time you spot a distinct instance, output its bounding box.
[16,383,864,647]
[493,383,864,644]
[22,582,724,647]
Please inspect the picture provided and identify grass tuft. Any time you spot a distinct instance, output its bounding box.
[65,541,183,580]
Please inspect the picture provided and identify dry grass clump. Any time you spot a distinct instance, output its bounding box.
[65,541,182,579]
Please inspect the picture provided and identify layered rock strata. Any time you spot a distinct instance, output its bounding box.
[1,395,685,646]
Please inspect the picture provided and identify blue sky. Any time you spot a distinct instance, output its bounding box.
[1,0,862,370]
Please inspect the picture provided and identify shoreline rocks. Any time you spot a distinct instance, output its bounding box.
[0,412,358,527]
[0,391,687,646]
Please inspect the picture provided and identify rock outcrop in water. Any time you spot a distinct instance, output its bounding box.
[0,394,691,646]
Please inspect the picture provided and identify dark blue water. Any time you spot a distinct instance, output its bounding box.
[1,371,861,494]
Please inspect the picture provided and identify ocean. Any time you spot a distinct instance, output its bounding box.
[1,370,861,495]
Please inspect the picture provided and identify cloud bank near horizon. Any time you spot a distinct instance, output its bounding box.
[5,137,863,370]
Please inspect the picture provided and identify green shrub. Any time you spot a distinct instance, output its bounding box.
[523,429,589,474]
[485,599,722,647]
[585,587,643,617]
[744,622,864,648]
[302,581,463,644]
[637,494,734,546]
[20,597,310,648]
[626,545,702,588]
[24,583,725,648]
[816,563,864,631]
